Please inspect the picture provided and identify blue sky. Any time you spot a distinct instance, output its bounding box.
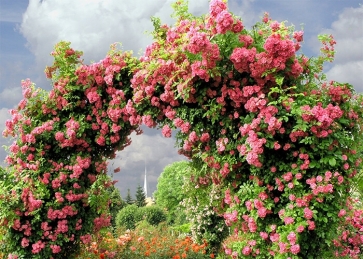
[0,0,362,198]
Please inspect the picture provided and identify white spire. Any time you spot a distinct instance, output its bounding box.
[143,162,148,197]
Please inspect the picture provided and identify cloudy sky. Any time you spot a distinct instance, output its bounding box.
[0,0,362,198]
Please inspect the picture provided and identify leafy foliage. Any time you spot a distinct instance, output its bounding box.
[108,185,126,228]
[139,206,167,226]
[154,161,190,224]
[135,184,146,207]
[125,189,134,205]
[116,204,143,230]
[116,205,166,230]
[181,162,229,253]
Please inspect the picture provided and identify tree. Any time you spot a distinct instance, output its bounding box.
[154,161,190,224]
[108,185,126,228]
[139,205,166,226]
[115,204,142,230]
[135,184,146,207]
[125,188,133,205]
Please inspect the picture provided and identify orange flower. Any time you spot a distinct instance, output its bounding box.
[99,253,105,259]
[173,255,181,259]
[182,252,187,258]
[210,253,215,258]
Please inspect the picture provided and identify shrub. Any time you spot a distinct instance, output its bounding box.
[116,204,143,230]
[139,205,167,226]
[171,223,191,236]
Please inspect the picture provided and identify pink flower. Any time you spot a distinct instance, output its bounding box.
[56,220,68,233]
[287,232,297,244]
[215,10,234,34]
[209,0,227,17]
[200,132,210,142]
[324,171,332,180]
[224,247,232,255]
[161,125,172,138]
[270,233,280,242]
[245,200,253,210]
[290,244,300,254]
[278,242,288,253]
[180,122,191,133]
[31,240,45,254]
[296,225,305,233]
[258,207,267,218]
[293,31,304,42]
[303,208,313,220]
[21,238,29,247]
[232,20,244,33]
[188,131,199,142]
[254,199,264,209]
[80,234,92,244]
[283,172,293,182]
[247,218,257,233]
[284,217,294,225]
[258,192,268,200]
[343,163,349,170]
[289,194,296,201]
[307,220,315,230]
[242,246,252,255]
[338,209,346,217]
[96,135,106,146]
[50,244,61,254]
[270,224,277,231]
[224,210,238,226]
[224,189,231,205]
[260,232,268,240]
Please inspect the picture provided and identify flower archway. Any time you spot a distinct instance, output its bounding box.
[1,0,363,258]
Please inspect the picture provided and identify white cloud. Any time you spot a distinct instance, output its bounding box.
[0,86,22,109]
[0,58,34,108]
[323,6,363,92]
[20,0,210,69]
[326,61,363,89]
[229,0,259,28]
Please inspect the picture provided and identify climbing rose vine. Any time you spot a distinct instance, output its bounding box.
[1,0,363,258]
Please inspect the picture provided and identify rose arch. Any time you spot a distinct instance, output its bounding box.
[1,1,363,258]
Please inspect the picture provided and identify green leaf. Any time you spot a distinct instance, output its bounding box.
[328,158,336,167]
[276,76,284,87]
